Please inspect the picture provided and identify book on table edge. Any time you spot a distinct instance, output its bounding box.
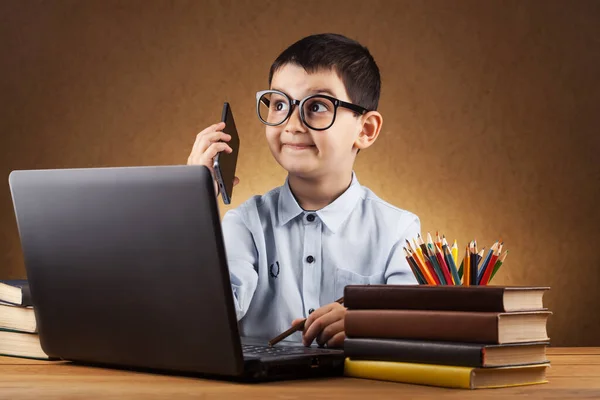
[0,302,36,333]
[0,328,52,360]
[345,310,551,344]
[344,358,550,389]
[343,338,550,367]
[343,285,549,312]
[0,280,32,307]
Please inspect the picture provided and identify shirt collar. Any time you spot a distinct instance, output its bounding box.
[277,172,363,234]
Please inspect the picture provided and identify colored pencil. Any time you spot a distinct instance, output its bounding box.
[489,250,508,282]
[463,244,471,286]
[268,297,344,346]
[425,243,447,285]
[435,243,454,285]
[476,242,497,284]
[412,238,426,266]
[404,248,427,284]
[417,234,430,264]
[405,241,437,285]
[442,239,461,285]
[435,232,443,249]
[480,244,501,285]
[427,249,447,284]
[451,240,459,267]
[469,241,478,286]
[412,240,435,282]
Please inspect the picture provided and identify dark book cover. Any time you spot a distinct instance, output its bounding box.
[344,338,549,367]
[0,280,32,307]
[344,285,549,312]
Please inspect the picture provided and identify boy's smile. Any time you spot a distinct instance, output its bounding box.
[265,64,363,179]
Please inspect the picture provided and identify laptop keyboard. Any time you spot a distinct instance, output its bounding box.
[242,344,322,357]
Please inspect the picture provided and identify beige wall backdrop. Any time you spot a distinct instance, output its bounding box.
[1,0,598,346]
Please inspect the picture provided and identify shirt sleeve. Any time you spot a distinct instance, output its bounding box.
[384,215,421,284]
[221,207,259,321]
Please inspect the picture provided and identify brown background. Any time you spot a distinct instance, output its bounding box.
[0,0,598,346]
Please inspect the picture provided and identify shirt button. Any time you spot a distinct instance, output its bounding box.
[306,255,315,263]
[308,308,315,314]
[306,214,315,222]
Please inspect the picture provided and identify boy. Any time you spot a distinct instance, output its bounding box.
[187,33,420,348]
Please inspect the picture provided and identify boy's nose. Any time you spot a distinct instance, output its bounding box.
[284,105,306,134]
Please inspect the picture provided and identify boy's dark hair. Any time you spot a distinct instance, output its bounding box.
[268,33,381,112]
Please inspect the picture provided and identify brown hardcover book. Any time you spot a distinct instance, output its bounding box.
[345,310,551,344]
[344,285,549,312]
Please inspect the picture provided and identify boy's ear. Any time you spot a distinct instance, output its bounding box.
[354,111,383,151]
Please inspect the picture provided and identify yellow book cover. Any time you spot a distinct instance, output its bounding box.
[344,358,549,389]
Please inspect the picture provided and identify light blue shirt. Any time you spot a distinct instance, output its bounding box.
[221,173,420,341]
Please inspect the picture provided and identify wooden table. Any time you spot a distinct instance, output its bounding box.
[1,348,598,399]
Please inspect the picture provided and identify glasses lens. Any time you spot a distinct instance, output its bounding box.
[258,92,289,125]
[302,96,335,129]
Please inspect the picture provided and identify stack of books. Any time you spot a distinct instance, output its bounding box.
[343,285,551,389]
[0,280,50,359]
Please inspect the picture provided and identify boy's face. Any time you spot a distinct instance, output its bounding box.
[265,64,364,179]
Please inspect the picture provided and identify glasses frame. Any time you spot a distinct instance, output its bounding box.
[256,89,369,131]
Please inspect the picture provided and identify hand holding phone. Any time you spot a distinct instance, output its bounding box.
[213,102,240,204]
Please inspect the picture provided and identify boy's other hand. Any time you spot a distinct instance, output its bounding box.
[292,302,347,348]
[187,122,240,195]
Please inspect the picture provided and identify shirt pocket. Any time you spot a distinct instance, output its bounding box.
[334,267,384,299]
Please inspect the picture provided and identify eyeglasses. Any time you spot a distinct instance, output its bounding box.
[256,90,369,131]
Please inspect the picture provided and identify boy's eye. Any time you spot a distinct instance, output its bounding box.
[273,101,289,112]
[307,101,329,113]
[309,103,329,113]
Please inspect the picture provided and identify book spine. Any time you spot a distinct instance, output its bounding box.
[344,286,506,311]
[20,284,33,307]
[344,338,484,367]
[344,358,473,389]
[345,310,500,343]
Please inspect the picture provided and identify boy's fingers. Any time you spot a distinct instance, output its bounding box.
[325,331,346,349]
[193,131,231,155]
[233,176,240,186]
[316,319,344,347]
[304,303,336,332]
[192,123,220,152]
[198,122,225,137]
[302,310,343,347]
[203,142,231,161]
[291,318,304,326]
[192,123,227,153]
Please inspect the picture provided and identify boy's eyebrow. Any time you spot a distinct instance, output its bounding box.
[308,88,337,97]
[271,87,338,99]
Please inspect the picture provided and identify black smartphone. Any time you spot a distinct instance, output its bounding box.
[213,102,240,205]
